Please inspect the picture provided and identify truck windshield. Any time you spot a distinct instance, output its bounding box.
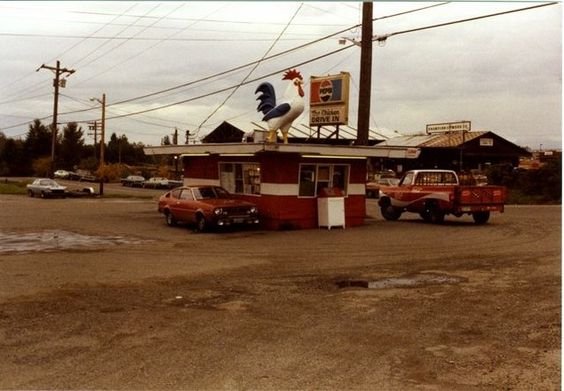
[400,172,414,186]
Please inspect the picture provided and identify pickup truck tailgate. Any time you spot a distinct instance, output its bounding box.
[456,186,506,205]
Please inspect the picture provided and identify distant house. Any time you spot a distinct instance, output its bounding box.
[201,121,246,143]
[373,131,531,173]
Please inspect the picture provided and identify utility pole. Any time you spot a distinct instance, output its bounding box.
[87,121,99,161]
[37,61,75,177]
[355,2,373,146]
[91,94,106,196]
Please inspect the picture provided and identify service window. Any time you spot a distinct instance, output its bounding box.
[298,163,349,197]
[299,165,316,197]
[316,165,331,195]
[219,163,260,195]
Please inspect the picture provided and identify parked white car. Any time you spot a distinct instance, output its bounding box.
[54,170,70,179]
[27,178,67,198]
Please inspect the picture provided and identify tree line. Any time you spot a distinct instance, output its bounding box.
[0,119,152,177]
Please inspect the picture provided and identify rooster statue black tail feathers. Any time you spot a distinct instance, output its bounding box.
[255,82,276,117]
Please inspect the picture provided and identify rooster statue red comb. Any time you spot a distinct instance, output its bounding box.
[282,69,303,81]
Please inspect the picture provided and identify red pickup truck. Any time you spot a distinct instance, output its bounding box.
[377,169,506,224]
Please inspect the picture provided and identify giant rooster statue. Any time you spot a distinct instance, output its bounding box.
[255,69,305,143]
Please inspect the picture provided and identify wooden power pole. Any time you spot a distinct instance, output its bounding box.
[91,94,106,195]
[356,2,373,146]
[37,61,75,177]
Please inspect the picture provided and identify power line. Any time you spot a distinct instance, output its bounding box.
[3,2,550,135]
[71,3,162,70]
[100,2,451,108]
[195,3,305,134]
[47,2,140,66]
[1,2,449,118]
[382,2,558,41]
[76,3,224,87]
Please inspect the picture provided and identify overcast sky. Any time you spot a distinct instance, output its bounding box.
[0,1,561,149]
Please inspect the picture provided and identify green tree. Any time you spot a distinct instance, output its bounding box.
[59,122,85,170]
[1,138,27,175]
[25,119,51,159]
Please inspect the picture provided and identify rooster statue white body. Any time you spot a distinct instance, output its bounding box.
[255,69,305,143]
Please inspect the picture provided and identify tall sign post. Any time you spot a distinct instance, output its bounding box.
[356,2,373,146]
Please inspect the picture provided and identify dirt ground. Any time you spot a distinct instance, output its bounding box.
[0,189,560,390]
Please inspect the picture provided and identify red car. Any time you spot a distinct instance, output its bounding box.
[158,185,260,232]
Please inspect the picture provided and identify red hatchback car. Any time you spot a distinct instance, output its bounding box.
[158,185,260,232]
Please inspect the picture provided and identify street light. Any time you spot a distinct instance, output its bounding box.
[90,94,106,195]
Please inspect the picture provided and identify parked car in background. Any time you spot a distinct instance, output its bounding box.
[54,169,70,179]
[366,177,400,198]
[144,177,183,189]
[157,185,260,232]
[26,178,67,198]
[166,179,183,188]
[143,177,169,189]
[120,175,146,187]
[67,169,96,182]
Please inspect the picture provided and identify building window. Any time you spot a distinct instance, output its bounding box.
[219,163,260,195]
[298,163,349,197]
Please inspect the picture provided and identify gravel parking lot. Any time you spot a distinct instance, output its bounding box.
[0,193,560,390]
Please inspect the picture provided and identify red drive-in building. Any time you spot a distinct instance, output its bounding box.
[144,143,420,230]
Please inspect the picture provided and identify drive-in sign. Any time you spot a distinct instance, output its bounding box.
[309,72,350,126]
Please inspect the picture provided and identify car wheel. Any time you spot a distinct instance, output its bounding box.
[195,214,207,233]
[165,211,177,227]
[40,191,46,199]
[28,190,34,197]
[381,205,402,221]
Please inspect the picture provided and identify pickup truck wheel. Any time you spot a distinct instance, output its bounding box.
[165,211,177,227]
[419,211,432,222]
[428,207,445,224]
[472,211,490,225]
[381,205,402,221]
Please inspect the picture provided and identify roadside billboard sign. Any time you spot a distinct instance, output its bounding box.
[426,121,471,134]
[309,72,350,126]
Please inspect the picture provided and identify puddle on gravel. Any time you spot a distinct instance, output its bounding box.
[337,273,467,290]
[0,230,148,254]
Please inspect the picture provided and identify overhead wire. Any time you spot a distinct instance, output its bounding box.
[5,2,552,135]
[0,1,455,132]
[1,1,448,113]
[92,1,558,123]
[102,1,450,108]
[76,3,225,87]
[194,2,305,135]
[71,3,161,70]
[0,3,140,102]
[46,2,140,65]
